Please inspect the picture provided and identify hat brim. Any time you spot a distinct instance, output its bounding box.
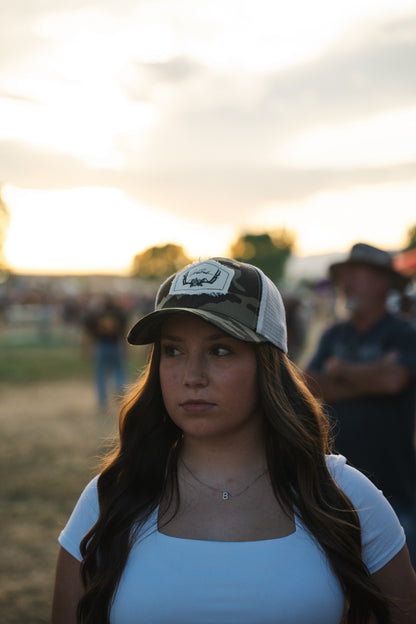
[127,308,266,345]
[329,260,409,291]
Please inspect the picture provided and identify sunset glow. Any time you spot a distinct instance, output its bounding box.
[2,0,416,275]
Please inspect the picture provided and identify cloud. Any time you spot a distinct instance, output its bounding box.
[123,56,206,102]
[0,140,101,188]
[117,161,416,219]
[0,91,39,104]
[1,10,416,224]
[131,13,416,168]
[0,0,141,72]
[4,137,414,223]
[264,15,416,131]
[133,57,204,87]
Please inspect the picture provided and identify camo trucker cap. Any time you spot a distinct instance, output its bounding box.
[127,257,288,353]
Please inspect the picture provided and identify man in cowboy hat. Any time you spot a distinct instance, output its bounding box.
[306,242,416,565]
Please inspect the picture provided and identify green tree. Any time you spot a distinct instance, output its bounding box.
[131,243,191,280]
[403,224,416,251]
[230,229,295,283]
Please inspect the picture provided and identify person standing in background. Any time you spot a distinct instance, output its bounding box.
[306,242,416,566]
[83,294,128,410]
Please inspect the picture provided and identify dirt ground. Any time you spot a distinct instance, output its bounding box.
[0,379,119,624]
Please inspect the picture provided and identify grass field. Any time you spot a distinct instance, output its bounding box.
[0,324,148,384]
[0,332,147,623]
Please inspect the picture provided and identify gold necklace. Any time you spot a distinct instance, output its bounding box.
[180,458,268,501]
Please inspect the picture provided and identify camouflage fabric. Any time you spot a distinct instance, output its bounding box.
[127,257,287,351]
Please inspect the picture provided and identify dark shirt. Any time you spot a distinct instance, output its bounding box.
[84,303,127,343]
[307,313,416,507]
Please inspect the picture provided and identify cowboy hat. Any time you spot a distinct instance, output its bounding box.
[329,243,409,291]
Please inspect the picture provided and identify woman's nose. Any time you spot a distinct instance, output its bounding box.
[183,354,208,387]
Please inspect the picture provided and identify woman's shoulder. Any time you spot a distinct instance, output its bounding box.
[325,454,385,503]
[58,475,100,561]
[86,474,100,489]
[325,453,347,477]
[325,454,405,573]
[77,474,100,507]
[325,453,401,535]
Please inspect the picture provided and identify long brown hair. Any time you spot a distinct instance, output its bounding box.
[77,342,391,623]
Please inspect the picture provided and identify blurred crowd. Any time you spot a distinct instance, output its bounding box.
[0,266,415,361]
[0,274,155,345]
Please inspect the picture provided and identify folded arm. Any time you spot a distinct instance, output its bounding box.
[306,352,411,403]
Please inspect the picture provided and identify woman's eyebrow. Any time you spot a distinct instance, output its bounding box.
[206,333,228,341]
[160,334,184,342]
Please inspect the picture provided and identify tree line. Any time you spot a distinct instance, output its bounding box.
[130,229,295,284]
[130,225,416,284]
[0,187,415,284]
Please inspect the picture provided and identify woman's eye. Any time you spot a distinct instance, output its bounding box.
[162,344,181,357]
[211,344,231,357]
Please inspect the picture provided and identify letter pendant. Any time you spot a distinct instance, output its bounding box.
[222,491,229,500]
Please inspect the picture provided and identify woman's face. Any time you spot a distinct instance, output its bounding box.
[159,314,262,443]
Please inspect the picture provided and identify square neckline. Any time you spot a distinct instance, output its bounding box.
[155,507,298,544]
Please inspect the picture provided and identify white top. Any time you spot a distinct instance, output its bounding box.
[59,455,405,624]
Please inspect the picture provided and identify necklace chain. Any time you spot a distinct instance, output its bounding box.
[180,458,268,501]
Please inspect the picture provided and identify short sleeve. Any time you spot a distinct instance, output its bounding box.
[58,476,100,562]
[326,455,405,574]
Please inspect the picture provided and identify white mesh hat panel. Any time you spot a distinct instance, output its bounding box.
[256,271,288,353]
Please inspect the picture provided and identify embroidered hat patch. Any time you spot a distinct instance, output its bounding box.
[169,260,234,296]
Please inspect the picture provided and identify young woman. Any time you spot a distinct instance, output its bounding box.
[52,257,416,624]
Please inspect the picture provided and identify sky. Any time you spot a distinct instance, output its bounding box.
[1,0,416,275]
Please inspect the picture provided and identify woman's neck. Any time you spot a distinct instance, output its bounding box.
[180,434,267,478]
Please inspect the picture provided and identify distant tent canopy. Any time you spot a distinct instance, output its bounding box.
[394,248,416,276]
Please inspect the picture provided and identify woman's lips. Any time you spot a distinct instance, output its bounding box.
[180,400,215,412]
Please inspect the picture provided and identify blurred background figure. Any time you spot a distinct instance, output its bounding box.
[305,242,416,566]
[82,294,128,410]
[281,292,308,363]
[396,292,416,328]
